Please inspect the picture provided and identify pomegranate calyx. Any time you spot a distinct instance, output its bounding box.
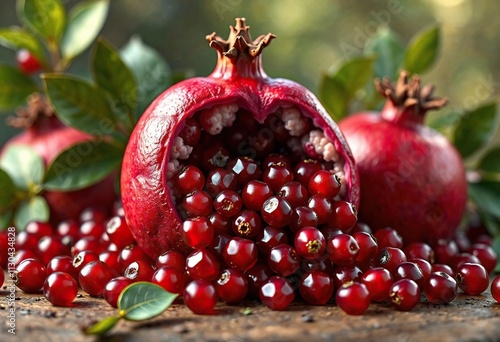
[6,93,54,129]
[376,71,448,121]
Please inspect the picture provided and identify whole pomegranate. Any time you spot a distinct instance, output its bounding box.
[339,71,467,244]
[2,94,117,224]
[121,18,360,258]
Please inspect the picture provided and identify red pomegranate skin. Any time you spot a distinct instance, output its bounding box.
[339,83,467,244]
[121,19,359,258]
[4,114,116,223]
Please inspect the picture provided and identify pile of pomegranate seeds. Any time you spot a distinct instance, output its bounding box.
[2,201,500,316]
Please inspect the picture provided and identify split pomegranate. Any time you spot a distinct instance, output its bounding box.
[339,72,467,244]
[2,94,117,223]
[121,18,359,258]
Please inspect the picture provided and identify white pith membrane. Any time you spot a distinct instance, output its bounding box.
[166,103,347,216]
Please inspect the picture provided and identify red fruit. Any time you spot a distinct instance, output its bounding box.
[307,194,333,225]
[47,255,78,280]
[455,263,489,295]
[245,263,274,299]
[259,276,295,310]
[469,243,497,274]
[215,268,248,305]
[294,226,326,260]
[491,275,500,303]
[214,190,243,218]
[361,267,393,302]
[332,265,363,289]
[232,209,262,238]
[256,225,288,255]
[72,250,100,275]
[14,258,47,293]
[424,272,457,304]
[121,18,359,258]
[392,262,425,289]
[17,49,41,74]
[373,227,403,249]
[182,217,214,249]
[431,263,455,277]
[1,95,116,224]
[123,260,155,282]
[25,221,53,238]
[389,279,420,311]
[404,242,435,263]
[352,231,378,265]
[118,244,152,272]
[156,250,186,271]
[278,181,309,208]
[299,271,334,305]
[104,276,133,308]
[16,231,39,251]
[336,281,371,315]
[79,260,114,297]
[339,72,467,245]
[223,237,258,272]
[185,249,220,281]
[374,247,407,273]
[184,280,218,315]
[43,272,78,306]
[327,233,359,266]
[289,206,319,232]
[308,170,341,199]
[182,190,213,217]
[173,165,205,195]
[241,180,272,211]
[330,200,357,232]
[261,196,292,228]
[106,216,135,249]
[268,244,300,277]
[152,266,186,294]
[99,250,121,277]
[37,236,70,264]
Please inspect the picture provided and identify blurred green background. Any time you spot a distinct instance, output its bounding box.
[1,0,499,144]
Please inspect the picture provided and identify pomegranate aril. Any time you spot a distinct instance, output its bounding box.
[215,268,248,305]
[208,212,232,235]
[118,244,152,273]
[207,233,231,262]
[352,231,378,265]
[185,249,220,281]
[361,267,393,302]
[80,221,106,239]
[424,271,457,304]
[43,272,78,307]
[214,190,243,217]
[179,117,202,146]
[99,250,121,276]
[389,279,420,311]
[80,207,108,224]
[433,239,459,265]
[302,257,334,274]
[205,168,237,197]
[256,225,289,255]
[15,249,40,266]
[56,219,81,242]
[182,190,213,217]
[299,271,334,305]
[232,209,262,238]
[245,263,274,299]
[16,231,39,251]
[336,281,370,315]
[106,215,135,249]
[268,244,300,277]
[294,159,323,186]
[308,170,341,200]
[278,181,308,208]
[470,243,497,274]
[374,227,404,249]
[261,196,293,228]
[182,217,214,249]
[409,257,432,282]
[392,262,425,289]
[156,250,186,271]
[202,145,231,172]
[263,154,291,169]
[37,236,70,265]
[431,263,455,277]
[491,275,500,303]
[452,253,481,270]
[72,236,102,255]
[327,233,359,266]
[404,242,435,263]
[294,226,326,260]
[47,255,78,281]
[289,206,319,232]
[17,48,41,73]
[14,258,47,293]
[226,157,261,187]
[374,247,407,273]
[73,250,100,274]
[307,194,332,224]
[455,263,489,295]
[332,265,363,289]
[79,260,114,297]
[263,162,293,192]
[330,200,357,232]
[184,279,218,315]
[104,276,133,308]
[241,180,272,211]
[223,237,258,272]
[124,260,155,282]
[260,276,295,310]
[152,266,186,294]
[25,221,53,238]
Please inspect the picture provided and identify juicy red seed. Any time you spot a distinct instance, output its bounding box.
[336,282,371,315]
[278,181,308,208]
[409,257,432,281]
[431,263,455,277]
[404,242,435,263]
[106,215,135,249]
[293,159,323,186]
[182,217,214,249]
[290,206,319,233]
[389,279,420,311]
[223,237,258,272]
[308,170,341,200]
[491,275,500,303]
[361,267,393,302]
[118,244,152,273]
[261,196,293,228]
[350,222,373,234]
[259,276,295,311]
[37,236,70,265]
[124,260,155,282]
[43,272,78,307]
[374,247,407,273]
[263,154,291,169]
[16,231,39,251]
[332,265,363,289]
[330,200,357,232]
[327,233,359,266]
[47,255,78,281]
[263,162,293,192]
[25,221,53,238]
[226,157,261,187]
[17,49,41,73]
[294,227,326,260]
[307,194,332,224]
[452,253,481,270]
[104,276,133,308]
[79,261,114,297]
[215,268,249,305]
[79,221,106,239]
[374,228,404,249]
[15,250,39,267]
[182,190,213,217]
[72,236,102,255]
[80,207,108,224]
[56,220,80,241]
[302,257,334,274]
[207,234,231,262]
[179,117,202,146]
[470,243,497,274]
[14,258,47,293]
[393,262,425,289]
[205,168,237,197]
[185,249,220,281]
[299,271,334,305]
[268,244,300,277]
[184,279,218,314]
[432,239,459,265]
[214,190,243,218]
[232,209,262,238]
[202,145,232,172]
[424,272,457,304]
[99,250,121,276]
[352,231,378,265]
[256,226,289,255]
[245,263,274,299]
[208,212,232,235]
[152,266,186,294]
[156,250,186,271]
[455,263,489,295]
[241,180,273,211]
[73,250,100,275]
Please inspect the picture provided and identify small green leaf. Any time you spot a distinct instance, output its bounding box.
[453,103,498,159]
[0,26,46,65]
[365,27,405,80]
[92,38,137,123]
[0,211,14,231]
[478,147,500,174]
[42,74,117,134]
[404,26,440,75]
[240,307,253,315]
[319,57,375,120]
[118,282,178,321]
[61,0,110,62]
[478,211,500,237]
[84,315,121,336]
[14,195,49,230]
[44,141,121,191]
[0,65,39,111]
[0,145,44,192]
[468,181,500,219]
[0,169,17,209]
[120,36,171,118]
[20,0,66,42]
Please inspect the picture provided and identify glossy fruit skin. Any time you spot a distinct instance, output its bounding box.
[361,267,393,302]
[103,276,133,308]
[215,268,248,305]
[79,260,114,297]
[491,275,500,303]
[152,266,186,294]
[339,73,467,245]
[259,276,295,310]
[455,263,489,295]
[121,19,359,259]
[14,258,47,293]
[43,272,78,307]
[17,49,41,74]
[424,272,457,304]
[389,279,421,311]
[184,280,218,315]
[336,282,370,315]
[299,271,334,305]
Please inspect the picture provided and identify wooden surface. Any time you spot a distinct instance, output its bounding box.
[2,279,500,342]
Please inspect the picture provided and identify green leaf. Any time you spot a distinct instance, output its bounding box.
[0,145,44,192]
[0,211,14,231]
[42,74,117,134]
[44,141,121,191]
[491,236,500,272]
[0,27,46,65]
[319,57,375,120]
[468,181,500,219]
[20,0,66,42]
[92,38,137,123]
[478,147,500,174]
[84,315,121,336]
[404,26,440,75]
[0,169,17,209]
[61,0,110,62]
[120,36,171,118]
[118,282,178,321]
[0,65,38,111]
[478,211,500,237]
[14,196,49,230]
[453,103,499,159]
[365,27,405,80]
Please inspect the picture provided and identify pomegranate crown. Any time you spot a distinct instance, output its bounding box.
[206,18,275,61]
[375,71,448,115]
[6,93,54,128]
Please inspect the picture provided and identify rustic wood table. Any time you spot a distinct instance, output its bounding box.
[2,280,500,342]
